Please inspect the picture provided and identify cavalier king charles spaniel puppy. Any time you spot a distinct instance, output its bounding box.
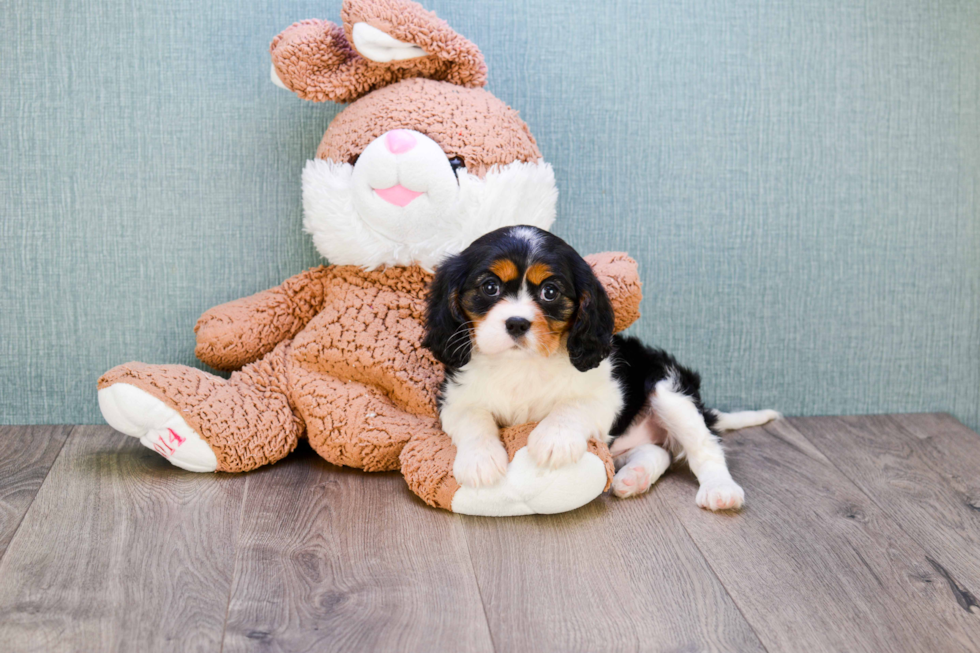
[423,225,778,510]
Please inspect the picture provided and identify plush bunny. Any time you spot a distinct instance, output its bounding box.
[97,0,643,516]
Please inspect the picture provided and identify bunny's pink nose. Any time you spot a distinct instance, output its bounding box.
[385,130,417,154]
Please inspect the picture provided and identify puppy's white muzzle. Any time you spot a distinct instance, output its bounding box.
[476,297,539,355]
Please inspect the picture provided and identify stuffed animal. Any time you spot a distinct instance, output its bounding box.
[97,0,643,516]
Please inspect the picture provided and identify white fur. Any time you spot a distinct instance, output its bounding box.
[351,22,427,62]
[302,131,557,270]
[441,349,622,487]
[712,408,782,431]
[508,225,545,251]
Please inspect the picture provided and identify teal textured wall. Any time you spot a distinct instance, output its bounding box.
[1,0,978,428]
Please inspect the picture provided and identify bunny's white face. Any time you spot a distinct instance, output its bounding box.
[351,130,464,244]
[302,129,557,271]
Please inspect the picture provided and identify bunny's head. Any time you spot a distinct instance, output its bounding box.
[271,0,556,270]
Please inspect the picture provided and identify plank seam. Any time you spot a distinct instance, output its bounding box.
[218,473,251,653]
[458,517,500,653]
[656,483,772,652]
[0,425,73,570]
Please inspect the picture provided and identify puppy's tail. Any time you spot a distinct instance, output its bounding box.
[710,409,781,433]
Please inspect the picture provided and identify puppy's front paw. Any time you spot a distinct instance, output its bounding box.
[528,422,588,470]
[696,479,745,511]
[453,441,509,488]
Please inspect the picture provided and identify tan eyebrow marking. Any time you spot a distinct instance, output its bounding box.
[489,258,519,282]
[526,262,553,286]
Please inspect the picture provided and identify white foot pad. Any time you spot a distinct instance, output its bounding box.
[450,447,608,517]
[696,478,745,511]
[98,383,218,472]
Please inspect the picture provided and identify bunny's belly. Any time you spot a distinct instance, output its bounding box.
[288,272,441,418]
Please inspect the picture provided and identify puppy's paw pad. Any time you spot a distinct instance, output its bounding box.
[454,443,508,488]
[696,480,745,511]
[612,464,653,498]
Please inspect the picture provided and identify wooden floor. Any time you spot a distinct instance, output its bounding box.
[1,415,980,652]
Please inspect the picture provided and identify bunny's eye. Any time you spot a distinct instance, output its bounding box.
[448,156,465,177]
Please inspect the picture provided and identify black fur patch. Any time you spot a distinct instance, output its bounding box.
[609,335,718,436]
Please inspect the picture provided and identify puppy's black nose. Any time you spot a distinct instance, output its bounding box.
[505,317,531,338]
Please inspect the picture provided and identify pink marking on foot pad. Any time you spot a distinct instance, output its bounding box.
[374,184,424,207]
[152,428,186,458]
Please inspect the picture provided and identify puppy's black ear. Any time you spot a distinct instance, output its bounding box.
[423,253,472,369]
[566,257,615,372]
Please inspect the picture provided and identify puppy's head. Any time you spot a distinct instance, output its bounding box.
[423,225,615,371]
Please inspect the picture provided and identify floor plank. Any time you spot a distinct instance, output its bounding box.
[789,414,980,611]
[0,426,246,653]
[462,492,766,653]
[222,443,494,653]
[655,418,980,653]
[0,426,70,561]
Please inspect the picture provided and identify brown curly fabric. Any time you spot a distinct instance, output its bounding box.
[98,342,303,473]
[194,266,334,372]
[584,252,643,334]
[269,0,487,104]
[316,78,541,178]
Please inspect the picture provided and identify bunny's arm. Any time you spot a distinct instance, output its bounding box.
[585,252,643,334]
[270,0,486,104]
[194,266,334,371]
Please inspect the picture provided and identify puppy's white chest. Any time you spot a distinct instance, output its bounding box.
[448,352,616,427]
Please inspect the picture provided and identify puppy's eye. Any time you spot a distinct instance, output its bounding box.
[448,156,465,177]
[540,283,559,302]
[481,279,500,297]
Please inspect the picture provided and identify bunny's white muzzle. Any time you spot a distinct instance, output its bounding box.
[351,130,463,245]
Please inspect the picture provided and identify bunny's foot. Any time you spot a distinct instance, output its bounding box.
[99,382,218,472]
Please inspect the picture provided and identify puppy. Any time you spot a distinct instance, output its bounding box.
[423,225,779,510]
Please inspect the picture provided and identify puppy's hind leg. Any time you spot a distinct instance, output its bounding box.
[652,379,745,511]
[612,443,671,498]
[610,412,671,498]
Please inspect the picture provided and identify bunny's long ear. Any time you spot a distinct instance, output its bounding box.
[270,0,487,104]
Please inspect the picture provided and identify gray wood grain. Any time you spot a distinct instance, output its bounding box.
[655,419,980,653]
[789,414,980,611]
[0,425,246,653]
[221,444,494,653]
[0,426,70,561]
[462,492,766,653]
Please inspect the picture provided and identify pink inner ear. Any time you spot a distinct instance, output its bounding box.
[375,184,424,207]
